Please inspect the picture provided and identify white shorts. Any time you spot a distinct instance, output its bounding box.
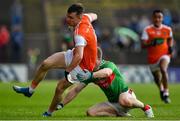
[105,89,136,116]
[64,49,84,83]
[149,55,170,72]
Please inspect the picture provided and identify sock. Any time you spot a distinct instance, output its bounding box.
[143,105,150,111]
[47,111,52,115]
[30,80,38,89]
[163,89,169,96]
[29,86,34,93]
[29,80,38,93]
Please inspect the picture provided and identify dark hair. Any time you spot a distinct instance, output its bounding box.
[152,9,163,16]
[67,3,84,15]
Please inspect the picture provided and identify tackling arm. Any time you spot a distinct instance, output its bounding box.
[93,68,113,78]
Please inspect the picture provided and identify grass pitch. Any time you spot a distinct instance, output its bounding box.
[0,81,180,120]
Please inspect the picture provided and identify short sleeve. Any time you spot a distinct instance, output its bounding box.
[141,29,149,41]
[74,35,87,46]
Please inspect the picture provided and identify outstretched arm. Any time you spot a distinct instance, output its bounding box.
[93,68,112,78]
[77,68,113,81]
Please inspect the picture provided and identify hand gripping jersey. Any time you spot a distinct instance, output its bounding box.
[74,14,97,71]
[141,24,173,64]
[83,60,128,102]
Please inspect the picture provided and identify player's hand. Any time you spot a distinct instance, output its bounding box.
[76,69,93,81]
[151,39,157,46]
[168,46,173,54]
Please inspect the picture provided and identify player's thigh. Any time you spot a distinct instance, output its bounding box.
[159,58,170,71]
[44,52,66,69]
[87,102,117,114]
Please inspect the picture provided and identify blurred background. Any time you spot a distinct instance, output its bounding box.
[0,0,180,83]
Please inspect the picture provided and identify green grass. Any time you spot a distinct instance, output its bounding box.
[0,81,180,120]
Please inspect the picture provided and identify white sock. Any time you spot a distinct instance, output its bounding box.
[29,86,35,93]
[47,111,52,115]
[163,90,169,96]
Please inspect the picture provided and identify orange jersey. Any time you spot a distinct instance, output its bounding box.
[74,14,97,71]
[142,24,173,64]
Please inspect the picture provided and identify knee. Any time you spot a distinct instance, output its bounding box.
[86,109,96,117]
[120,98,132,107]
[154,75,161,81]
[41,59,52,70]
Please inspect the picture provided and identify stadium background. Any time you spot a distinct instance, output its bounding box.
[0,0,180,82]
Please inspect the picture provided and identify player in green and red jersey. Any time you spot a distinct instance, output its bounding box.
[43,48,154,118]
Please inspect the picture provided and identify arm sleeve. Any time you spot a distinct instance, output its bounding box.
[74,35,87,47]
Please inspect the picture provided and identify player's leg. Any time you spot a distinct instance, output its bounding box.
[31,52,66,88]
[150,62,165,100]
[119,90,154,118]
[43,78,71,116]
[86,102,118,117]
[159,56,171,103]
[119,90,144,109]
[151,70,164,100]
[13,52,67,97]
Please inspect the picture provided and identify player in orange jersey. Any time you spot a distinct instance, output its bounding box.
[13,3,98,104]
[141,10,174,103]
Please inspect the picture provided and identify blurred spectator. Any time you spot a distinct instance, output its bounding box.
[11,26,23,62]
[61,33,74,50]
[0,25,10,62]
[10,0,23,63]
[100,28,111,49]
[11,0,23,27]
[129,15,139,33]
[28,48,40,70]
[163,9,172,26]
[113,27,140,52]
[137,15,150,33]
[92,20,102,40]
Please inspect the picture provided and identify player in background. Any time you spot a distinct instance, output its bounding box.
[13,3,98,102]
[43,47,154,118]
[141,10,174,103]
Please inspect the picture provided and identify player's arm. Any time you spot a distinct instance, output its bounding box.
[141,29,152,48]
[77,67,114,81]
[167,29,174,54]
[65,35,86,72]
[93,68,113,78]
[84,13,98,22]
[62,83,86,105]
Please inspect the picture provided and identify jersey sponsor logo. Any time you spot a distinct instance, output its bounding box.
[95,73,115,88]
[153,38,164,45]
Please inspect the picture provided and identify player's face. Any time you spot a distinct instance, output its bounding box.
[66,12,81,27]
[152,12,163,27]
